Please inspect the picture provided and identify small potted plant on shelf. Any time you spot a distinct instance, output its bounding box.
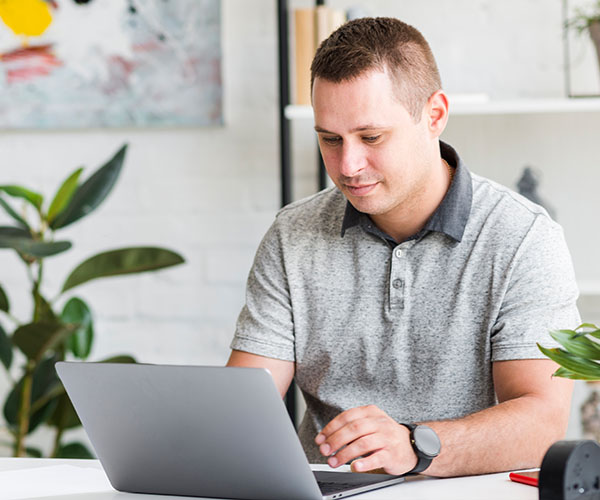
[567,1,600,80]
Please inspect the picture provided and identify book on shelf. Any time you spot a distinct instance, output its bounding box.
[293,6,346,106]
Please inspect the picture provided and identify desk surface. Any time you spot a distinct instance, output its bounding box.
[0,458,538,500]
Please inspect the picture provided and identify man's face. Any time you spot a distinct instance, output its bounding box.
[312,69,438,225]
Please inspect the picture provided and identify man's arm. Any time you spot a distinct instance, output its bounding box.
[227,350,295,398]
[315,358,573,477]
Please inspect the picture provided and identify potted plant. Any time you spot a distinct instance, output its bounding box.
[567,1,600,81]
[539,324,600,440]
[0,144,185,458]
[538,324,600,380]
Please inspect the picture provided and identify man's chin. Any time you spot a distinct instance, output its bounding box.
[347,198,383,216]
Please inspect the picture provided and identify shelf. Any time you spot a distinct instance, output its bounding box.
[285,96,600,120]
[578,281,600,297]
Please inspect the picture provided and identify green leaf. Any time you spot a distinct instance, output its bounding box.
[61,298,94,359]
[47,167,84,224]
[553,366,600,381]
[0,185,43,211]
[0,196,30,229]
[576,329,600,340]
[13,322,77,362]
[0,226,31,240]
[549,329,600,360]
[62,246,185,293]
[51,145,128,230]
[3,356,61,433]
[33,291,57,323]
[538,344,600,379]
[576,323,600,331]
[25,446,43,458]
[99,355,136,364]
[19,240,72,258]
[0,236,72,258]
[56,442,94,459]
[0,322,12,370]
[0,282,8,313]
[49,393,81,431]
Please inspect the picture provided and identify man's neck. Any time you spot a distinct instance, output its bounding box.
[370,158,453,243]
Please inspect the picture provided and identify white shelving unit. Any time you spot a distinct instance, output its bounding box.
[577,282,600,297]
[286,97,600,119]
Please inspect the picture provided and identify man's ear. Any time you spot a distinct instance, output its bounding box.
[425,90,449,138]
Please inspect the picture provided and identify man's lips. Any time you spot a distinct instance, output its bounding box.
[344,182,378,196]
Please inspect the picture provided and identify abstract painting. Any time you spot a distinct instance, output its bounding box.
[0,0,222,129]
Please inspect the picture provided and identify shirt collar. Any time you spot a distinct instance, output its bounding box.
[340,141,473,243]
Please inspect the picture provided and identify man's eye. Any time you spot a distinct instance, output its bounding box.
[322,136,341,145]
[362,135,381,143]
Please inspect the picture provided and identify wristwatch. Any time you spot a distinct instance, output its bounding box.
[400,423,441,474]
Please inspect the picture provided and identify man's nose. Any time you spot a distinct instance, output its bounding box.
[339,143,367,178]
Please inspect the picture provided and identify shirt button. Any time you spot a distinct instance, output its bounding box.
[392,279,403,289]
[394,248,403,258]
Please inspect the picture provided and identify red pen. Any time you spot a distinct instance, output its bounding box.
[509,470,539,487]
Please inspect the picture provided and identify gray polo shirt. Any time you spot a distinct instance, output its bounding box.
[231,141,580,463]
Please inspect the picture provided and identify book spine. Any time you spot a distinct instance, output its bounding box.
[294,8,315,106]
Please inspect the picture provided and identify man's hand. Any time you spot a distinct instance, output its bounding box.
[315,405,418,475]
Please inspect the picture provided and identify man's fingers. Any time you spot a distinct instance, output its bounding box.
[351,450,408,476]
[316,405,381,445]
[318,417,379,458]
[349,450,386,474]
[326,433,382,467]
[350,461,387,474]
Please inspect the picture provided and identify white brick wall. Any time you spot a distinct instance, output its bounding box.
[1,0,599,454]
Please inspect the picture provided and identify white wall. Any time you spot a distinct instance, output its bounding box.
[1,0,599,453]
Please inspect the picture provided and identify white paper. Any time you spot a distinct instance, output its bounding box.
[0,464,112,500]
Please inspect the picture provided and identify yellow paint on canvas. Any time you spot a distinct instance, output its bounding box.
[0,0,52,38]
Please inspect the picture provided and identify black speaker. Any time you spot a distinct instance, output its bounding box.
[539,440,600,500]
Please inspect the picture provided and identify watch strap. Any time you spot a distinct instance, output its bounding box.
[400,423,436,474]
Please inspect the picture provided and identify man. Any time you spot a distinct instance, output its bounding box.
[228,17,579,477]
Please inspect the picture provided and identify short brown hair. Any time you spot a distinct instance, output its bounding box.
[310,17,442,121]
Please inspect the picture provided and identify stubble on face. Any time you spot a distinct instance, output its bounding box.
[313,70,448,241]
[314,73,427,203]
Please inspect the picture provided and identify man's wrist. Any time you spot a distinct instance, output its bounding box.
[400,423,441,474]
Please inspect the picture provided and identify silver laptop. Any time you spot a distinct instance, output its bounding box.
[56,362,405,500]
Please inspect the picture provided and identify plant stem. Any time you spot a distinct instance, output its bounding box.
[26,263,35,286]
[51,426,64,458]
[32,259,46,322]
[37,260,44,286]
[14,363,34,457]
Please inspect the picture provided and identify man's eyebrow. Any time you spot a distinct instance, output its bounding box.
[314,124,388,134]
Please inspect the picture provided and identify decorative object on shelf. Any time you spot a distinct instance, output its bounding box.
[0,144,185,458]
[563,0,600,97]
[516,166,557,220]
[0,0,222,128]
[581,383,600,441]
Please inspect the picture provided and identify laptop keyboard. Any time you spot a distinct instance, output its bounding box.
[314,470,397,496]
[318,480,370,495]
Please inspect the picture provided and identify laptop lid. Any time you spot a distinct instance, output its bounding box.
[56,362,403,500]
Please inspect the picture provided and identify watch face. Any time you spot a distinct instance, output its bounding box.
[413,426,441,457]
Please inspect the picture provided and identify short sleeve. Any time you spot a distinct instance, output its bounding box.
[491,214,581,361]
[230,219,296,361]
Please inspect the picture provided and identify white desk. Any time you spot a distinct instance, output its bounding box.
[0,458,537,500]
